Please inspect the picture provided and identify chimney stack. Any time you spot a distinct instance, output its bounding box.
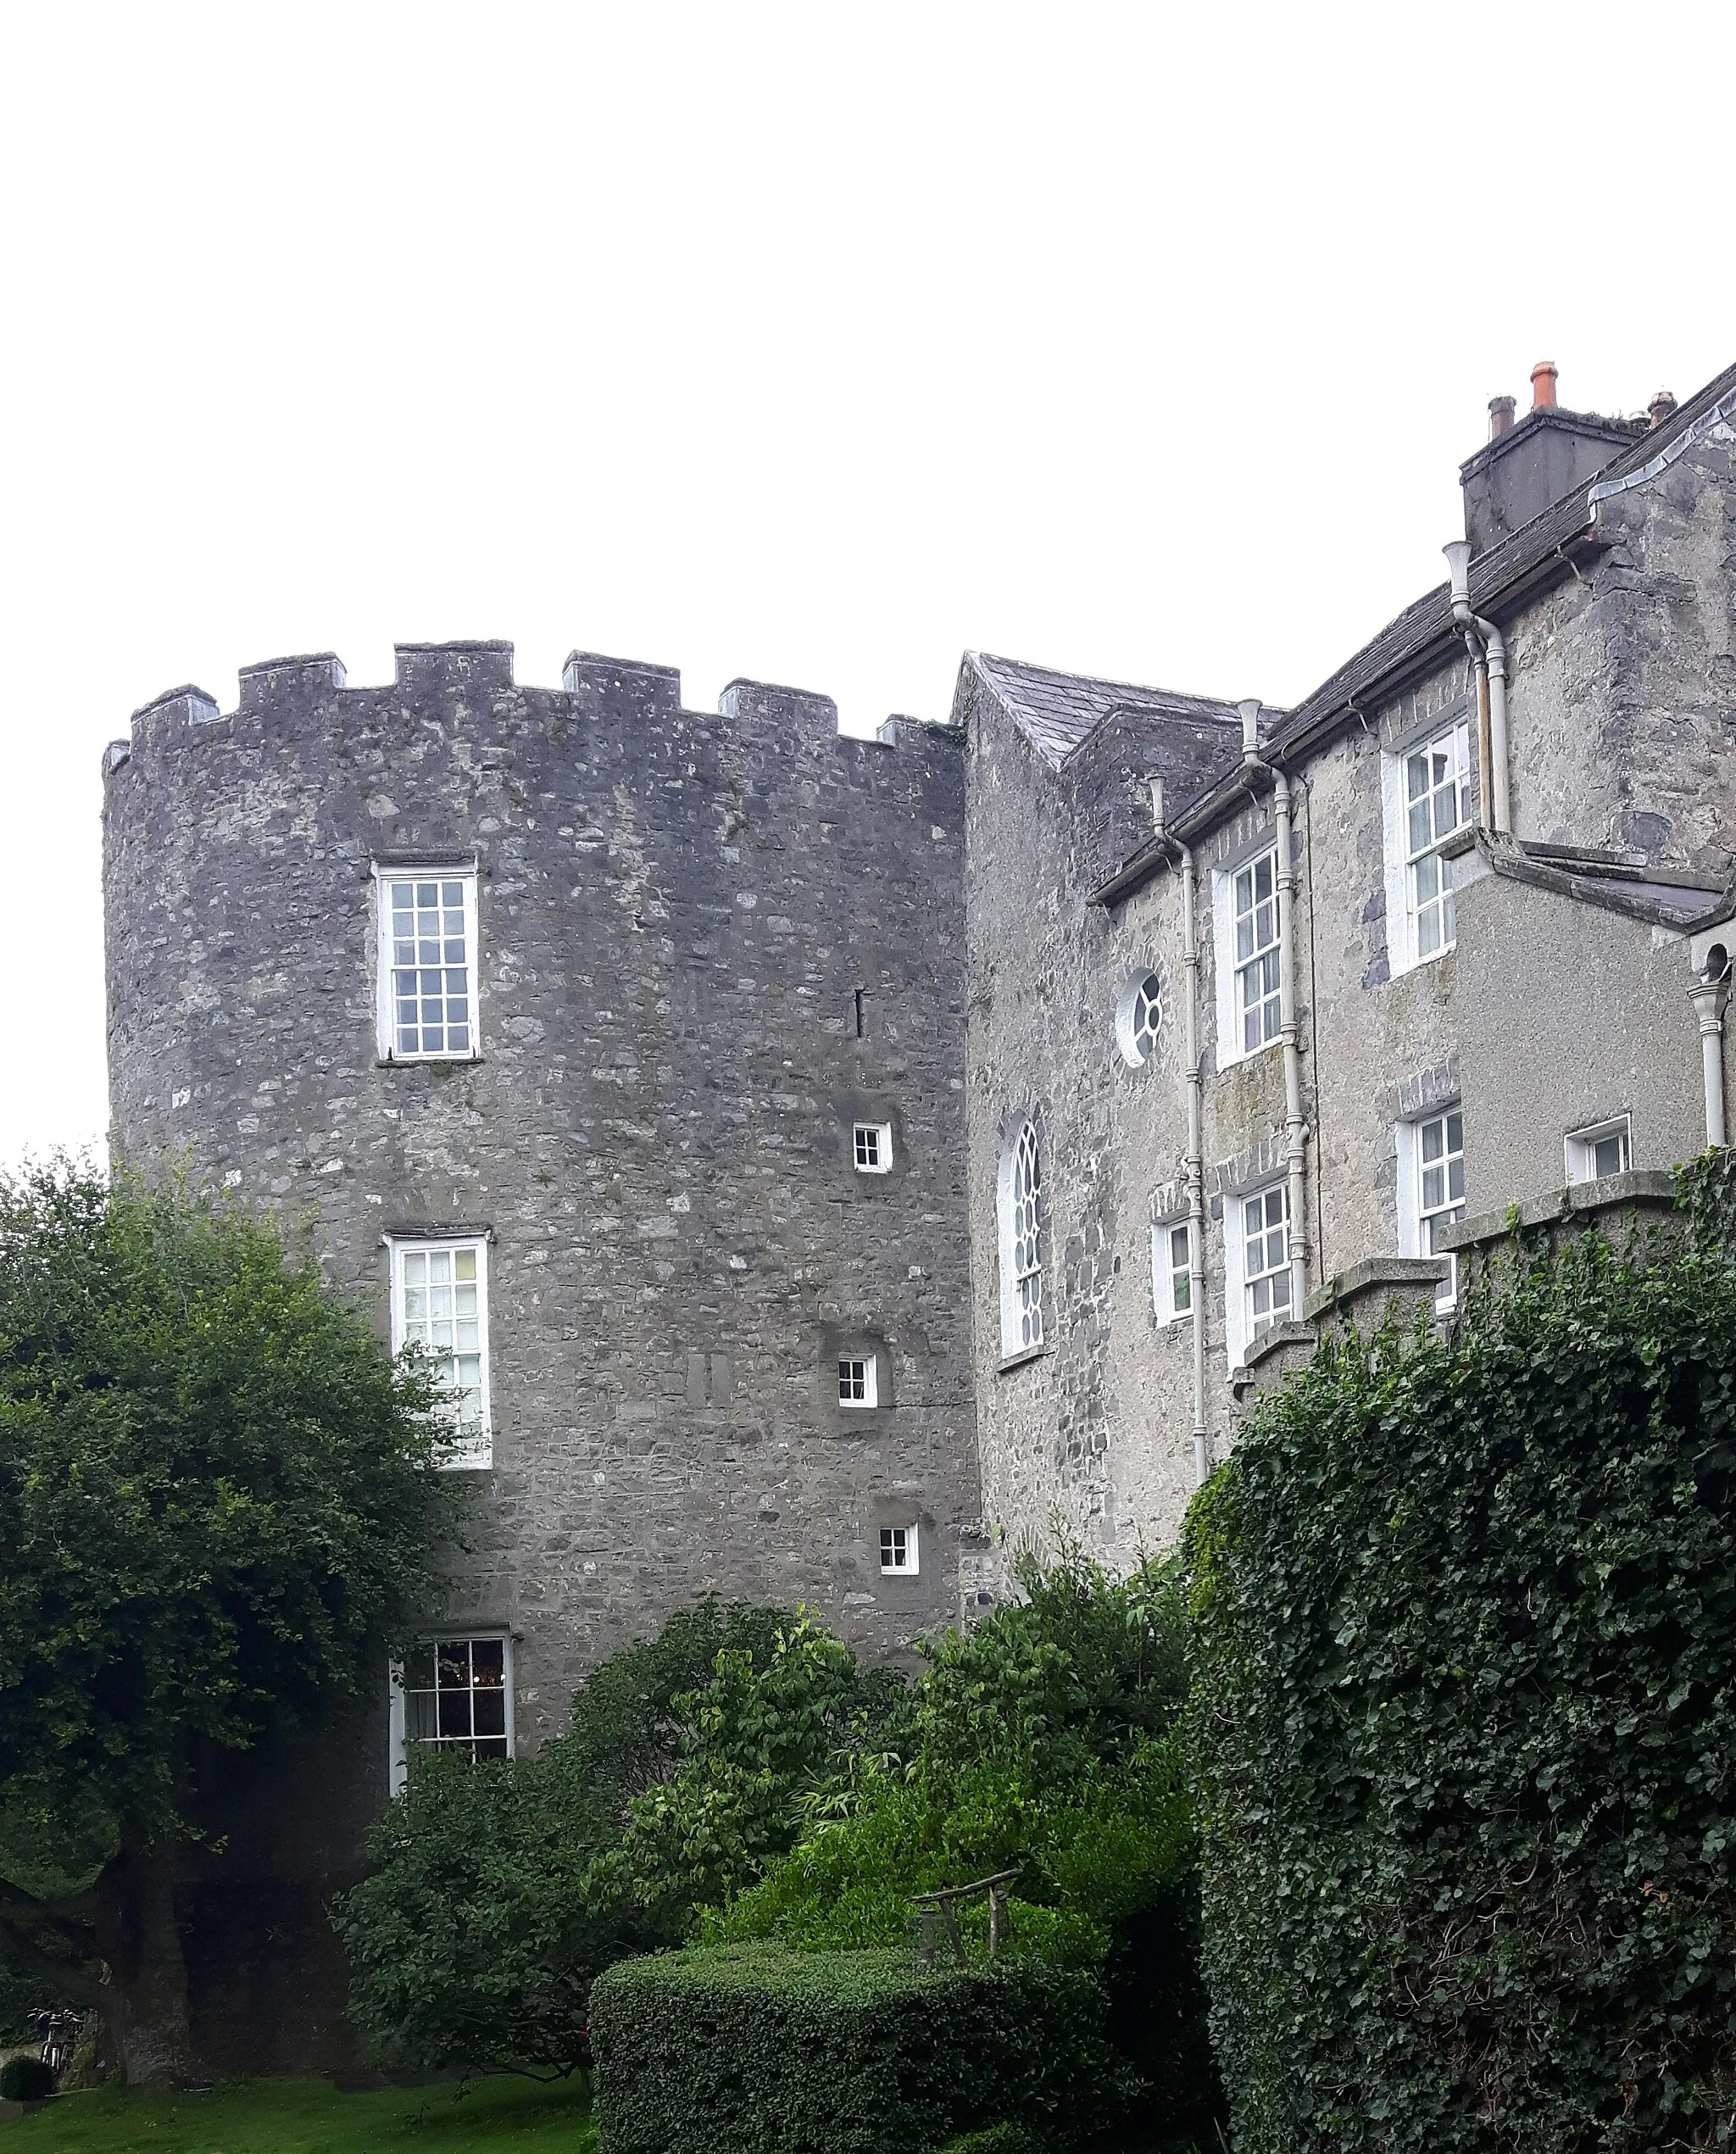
[1460,360,1641,556]
[1649,388,1678,430]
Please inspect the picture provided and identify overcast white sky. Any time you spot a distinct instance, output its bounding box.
[0,2,1728,1165]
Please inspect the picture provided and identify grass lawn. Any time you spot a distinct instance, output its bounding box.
[0,2075,595,2153]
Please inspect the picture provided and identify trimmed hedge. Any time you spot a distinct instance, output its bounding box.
[589,1944,1130,2154]
[0,2055,56,2102]
[1188,1227,1736,2150]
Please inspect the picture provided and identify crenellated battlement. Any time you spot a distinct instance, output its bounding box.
[237,653,348,711]
[105,638,958,781]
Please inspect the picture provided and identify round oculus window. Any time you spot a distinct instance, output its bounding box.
[1116,971,1164,1067]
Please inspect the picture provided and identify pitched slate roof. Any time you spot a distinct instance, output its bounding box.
[966,652,1255,771]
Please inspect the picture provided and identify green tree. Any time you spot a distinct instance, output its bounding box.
[0,1164,462,2088]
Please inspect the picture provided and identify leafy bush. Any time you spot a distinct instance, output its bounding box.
[1188,1226,1736,2151]
[712,1549,1222,2145]
[0,2054,56,2102]
[597,1614,901,1927]
[336,1597,807,2074]
[589,1943,1129,2154]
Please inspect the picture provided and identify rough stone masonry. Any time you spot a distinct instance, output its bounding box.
[103,643,981,2070]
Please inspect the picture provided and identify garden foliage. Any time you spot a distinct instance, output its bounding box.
[714,1548,1194,1962]
[336,1597,806,2076]
[1188,1219,1736,2151]
[588,1943,1127,2154]
[711,1548,1221,2143]
[0,2054,56,2103]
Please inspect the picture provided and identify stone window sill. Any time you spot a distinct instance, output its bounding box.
[376,1055,487,1070]
[997,1343,1048,1375]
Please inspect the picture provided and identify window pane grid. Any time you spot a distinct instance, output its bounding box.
[1010,1122,1043,1348]
[1233,853,1283,1053]
[879,1526,913,1572]
[1131,975,1162,1063]
[402,1637,508,1762]
[1417,1109,1466,1254]
[1405,724,1470,960]
[838,1356,874,1405]
[387,877,472,1057]
[854,1124,881,1169]
[400,1240,488,1439]
[1243,1186,1291,1339]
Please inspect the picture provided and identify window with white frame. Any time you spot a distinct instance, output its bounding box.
[879,1523,920,1575]
[1233,850,1283,1056]
[998,1120,1045,1356]
[1154,1220,1193,1323]
[1566,1116,1631,1185]
[1416,1108,1466,1255]
[376,868,479,1060]
[838,1354,878,1408]
[1398,1107,1466,1310]
[1241,1185,1291,1343]
[1116,972,1164,1068]
[390,1236,492,1467]
[854,1122,893,1173]
[1382,720,1471,974]
[390,1635,512,1790]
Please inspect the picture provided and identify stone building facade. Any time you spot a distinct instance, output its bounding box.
[962,357,1736,1565]
[100,353,1736,2071]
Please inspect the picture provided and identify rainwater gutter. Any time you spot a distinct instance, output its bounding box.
[1444,540,1512,834]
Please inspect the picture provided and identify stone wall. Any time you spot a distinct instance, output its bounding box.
[960,647,1475,1572]
[1504,406,1736,871]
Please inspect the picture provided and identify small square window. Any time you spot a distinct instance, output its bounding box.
[1566,1116,1632,1186]
[376,866,479,1061]
[879,1523,920,1575]
[854,1122,893,1173]
[838,1355,878,1408]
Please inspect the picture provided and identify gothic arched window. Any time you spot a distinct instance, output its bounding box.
[999,1119,1045,1355]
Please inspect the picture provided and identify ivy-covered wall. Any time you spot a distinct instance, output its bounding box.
[1188,1203,1736,2150]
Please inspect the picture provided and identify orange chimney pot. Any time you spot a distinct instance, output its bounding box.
[1530,360,1559,411]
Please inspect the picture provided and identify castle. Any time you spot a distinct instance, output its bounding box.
[103,355,1736,2068]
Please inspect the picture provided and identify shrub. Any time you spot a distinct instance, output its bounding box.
[1188,1227,1736,2151]
[336,1596,800,2074]
[598,1614,894,1926]
[589,1944,1129,2154]
[711,1549,1223,2145]
[0,2055,56,2102]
